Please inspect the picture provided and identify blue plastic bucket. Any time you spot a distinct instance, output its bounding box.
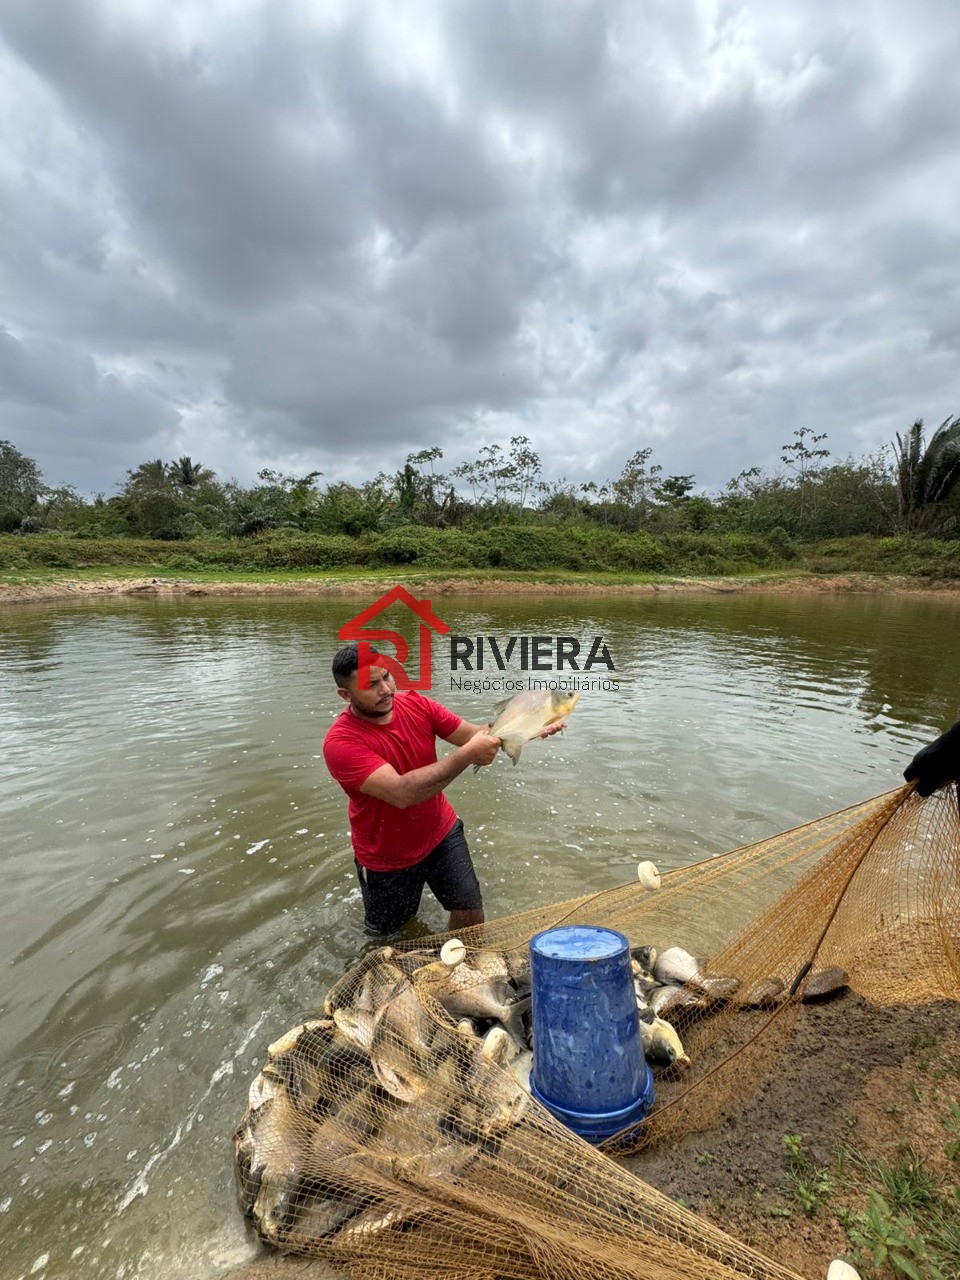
[529,925,654,1143]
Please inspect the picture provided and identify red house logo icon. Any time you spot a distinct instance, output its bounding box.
[338,585,449,691]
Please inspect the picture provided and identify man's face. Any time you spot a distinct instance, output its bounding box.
[339,663,396,719]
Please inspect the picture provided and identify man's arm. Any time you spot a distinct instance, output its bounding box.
[360,730,500,809]
[444,719,485,747]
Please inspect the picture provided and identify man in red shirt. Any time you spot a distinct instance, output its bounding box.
[323,643,502,935]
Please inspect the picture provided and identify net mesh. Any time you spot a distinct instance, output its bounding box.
[232,781,960,1280]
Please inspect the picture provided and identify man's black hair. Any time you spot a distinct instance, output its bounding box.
[332,643,361,688]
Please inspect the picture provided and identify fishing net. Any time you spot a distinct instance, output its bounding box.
[232,780,960,1280]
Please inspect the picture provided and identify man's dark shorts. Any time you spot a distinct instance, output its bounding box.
[354,818,482,935]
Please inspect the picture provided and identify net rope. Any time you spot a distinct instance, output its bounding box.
[232,781,960,1280]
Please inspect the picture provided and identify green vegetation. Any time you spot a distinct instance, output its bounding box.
[845,1148,941,1215]
[774,1118,960,1280]
[780,1133,836,1216]
[2,529,959,582]
[1,417,959,582]
[893,418,960,533]
[841,1190,948,1280]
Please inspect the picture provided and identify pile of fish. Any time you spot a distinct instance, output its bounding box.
[233,939,535,1251]
[630,943,850,1070]
[233,933,850,1251]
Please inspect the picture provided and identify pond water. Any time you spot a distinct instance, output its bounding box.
[1,589,958,1280]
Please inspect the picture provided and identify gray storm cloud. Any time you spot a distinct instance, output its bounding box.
[0,0,958,495]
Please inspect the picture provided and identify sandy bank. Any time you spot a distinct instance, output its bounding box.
[3,573,960,607]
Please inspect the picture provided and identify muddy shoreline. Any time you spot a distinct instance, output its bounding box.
[3,572,960,607]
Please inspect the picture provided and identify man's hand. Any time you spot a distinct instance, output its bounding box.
[539,720,567,739]
[462,727,501,769]
[904,719,960,796]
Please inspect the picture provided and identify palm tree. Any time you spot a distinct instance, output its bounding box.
[126,459,170,492]
[893,416,960,532]
[168,456,215,488]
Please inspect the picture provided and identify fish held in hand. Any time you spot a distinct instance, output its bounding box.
[486,688,580,767]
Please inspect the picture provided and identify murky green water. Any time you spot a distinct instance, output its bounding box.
[2,590,958,1279]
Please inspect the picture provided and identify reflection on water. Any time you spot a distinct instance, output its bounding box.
[1,591,958,1279]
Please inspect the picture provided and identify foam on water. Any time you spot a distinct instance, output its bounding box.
[117,1010,268,1215]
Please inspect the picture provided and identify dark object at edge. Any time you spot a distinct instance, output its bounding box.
[903,719,960,797]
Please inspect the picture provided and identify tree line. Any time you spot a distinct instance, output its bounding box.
[2,416,959,544]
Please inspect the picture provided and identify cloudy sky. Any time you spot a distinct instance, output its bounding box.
[2,0,959,498]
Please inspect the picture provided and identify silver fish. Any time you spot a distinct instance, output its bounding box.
[498,944,533,987]
[648,983,699,1018]
[361,1065,481,1183]
[415,960,530,1033]
[632,964,661,1000]
[308,1087,384,1167]
[267,1018,330,1060]
[263,1175,368,1248]
[639,1011,691,1069]
[244,1089,320,1243]
[467,949,512,982]
[631,945,658,976]
[330,1201,409,1245]
[324,952,406,1016]
[652,946,701,986]
[233,1123,264,1216]
[246,1067,279,1113]
[266,1184,362,1252]
[267,1050,326,1117]
[485,688,580,767]
[370,1053,426,1105]
[698,975,741,1003]
[649,978,738,1018]
[467,1031,531,1127]
[506,1048,533,1093]
[332,1006,376,1052]
[374,982,440,1059]
[453,945,531,987]
[366,982,443,1102]
[233,1066,284,1213]
[241,1070,386,1243]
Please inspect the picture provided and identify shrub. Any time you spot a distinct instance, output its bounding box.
[258,535,362,569]
[367,528,440,567]
[600,533,669,572]
[766,526,798,560]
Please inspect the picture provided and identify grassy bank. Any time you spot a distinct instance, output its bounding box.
[1,529,959,584]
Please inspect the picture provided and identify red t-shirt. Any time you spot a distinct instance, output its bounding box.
[323,690,463,872]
